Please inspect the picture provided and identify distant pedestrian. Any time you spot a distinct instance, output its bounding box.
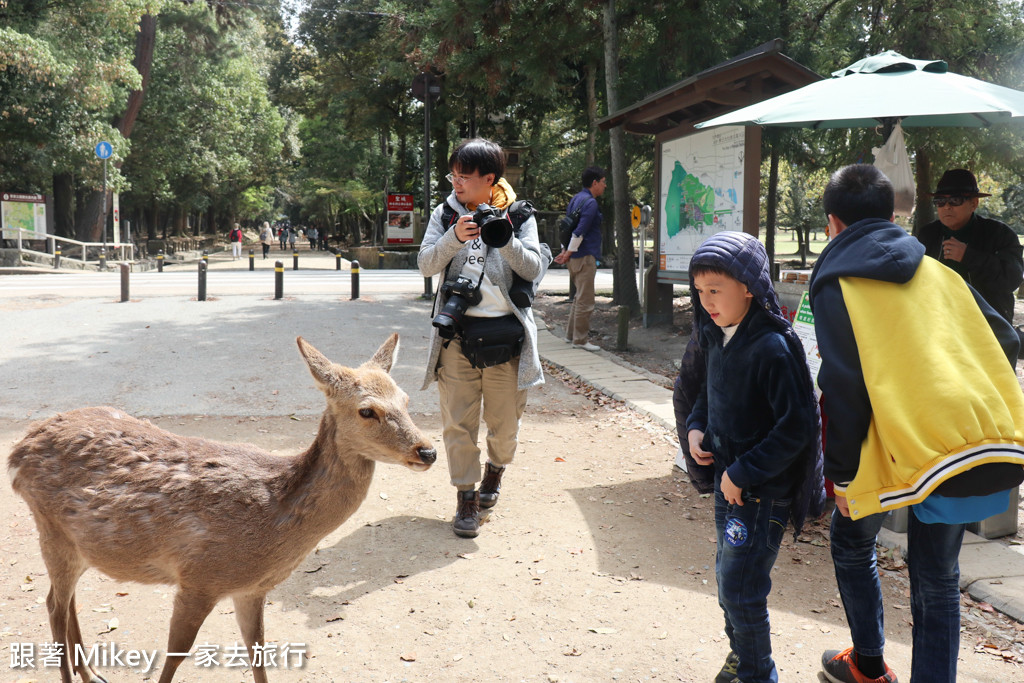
[307,227,319,251]
[259,222,273,259]
[229,223,243,260]
[288,226,297,250]
[553,166,606,351]
[278,223,288,250]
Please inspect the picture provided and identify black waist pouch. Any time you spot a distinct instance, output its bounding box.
[459,315,525,369]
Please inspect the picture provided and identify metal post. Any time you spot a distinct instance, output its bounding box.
[202,249,209,265]
[351,260,360,300]
[274,261,284,299]
[336,252,342,271]
[157,250,164,273]
[99,248,107,271]
[119,263,129,302]
[54,245,61,269]
[249,249,255,271]
[102,157,108,256]
[293,249,299,271]
[198,261,207,301]
[378,251,384,269]
[423,275,433,299]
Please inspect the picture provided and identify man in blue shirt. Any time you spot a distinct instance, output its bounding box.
[554,166,606,351]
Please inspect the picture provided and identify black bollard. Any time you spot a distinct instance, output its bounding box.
[249,249,255,271]
[157,250,164,273]
[377,251,384,269]
[351,260,360,300]
[198,261,207,301]
[616,305,629,351]
[202,249,209,266]
[275,260,283,299]
[336,252,342,271]
[54,245,61,269]
[423,275,433,299]
[293,250,299,271]
[98,248,106,271]
[120,263,130,302]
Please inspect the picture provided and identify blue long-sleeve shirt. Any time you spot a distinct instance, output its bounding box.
[567,188,602,259]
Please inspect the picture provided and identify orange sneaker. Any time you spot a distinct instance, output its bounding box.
[821,648,897,683]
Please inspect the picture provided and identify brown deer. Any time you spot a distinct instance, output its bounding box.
[8,334,436,683]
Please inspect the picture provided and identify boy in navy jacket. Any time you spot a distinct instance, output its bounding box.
[686,231,824,683]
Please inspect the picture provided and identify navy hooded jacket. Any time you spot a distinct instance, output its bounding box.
[685,231,825,534]
[809,217,1021,497]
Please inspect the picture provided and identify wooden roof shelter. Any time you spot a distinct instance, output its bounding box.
[599,39,821,140]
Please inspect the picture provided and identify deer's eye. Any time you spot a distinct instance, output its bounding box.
[358,408,376,419]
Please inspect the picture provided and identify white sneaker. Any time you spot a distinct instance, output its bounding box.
[573,342,600,352]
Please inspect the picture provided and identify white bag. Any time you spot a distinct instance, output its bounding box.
[873,121,915,216]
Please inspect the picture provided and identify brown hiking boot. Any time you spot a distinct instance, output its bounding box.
[479,462,505,509]
[453,490,480,538]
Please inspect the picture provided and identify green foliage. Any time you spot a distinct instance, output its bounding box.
[120,2,285,223]
[0,1,152,191]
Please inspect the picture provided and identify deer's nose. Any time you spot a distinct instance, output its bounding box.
[417,447,437,465]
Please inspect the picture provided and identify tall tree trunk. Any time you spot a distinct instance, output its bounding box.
[912,147,933,236]
[765,141,779,273]
[74,13,157,242]
[603,0,640,314]
[585,61,598,166]
[52,173,75,238]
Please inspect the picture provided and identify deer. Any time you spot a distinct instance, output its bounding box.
[7,334,436,683]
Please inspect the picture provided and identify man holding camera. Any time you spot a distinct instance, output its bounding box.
[419,138,548,539]
[554,166,606,351]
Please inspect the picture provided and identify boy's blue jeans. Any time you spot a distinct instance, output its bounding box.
[829,506,965,683]
[714,490,790,683]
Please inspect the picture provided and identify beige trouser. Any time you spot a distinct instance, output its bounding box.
[438,340,528,491]
[567,254,597,344]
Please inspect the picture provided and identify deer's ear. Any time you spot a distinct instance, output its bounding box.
[367,333,399,374]
[297,337,342,390]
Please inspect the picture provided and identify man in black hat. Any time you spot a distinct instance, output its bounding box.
[917,168,1023,322]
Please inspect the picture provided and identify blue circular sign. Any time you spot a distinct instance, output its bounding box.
[95,141,112,159]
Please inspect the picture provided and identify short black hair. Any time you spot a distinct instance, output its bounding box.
[582,166,605,188]
[822,164,894,227]
[448,138,504,184]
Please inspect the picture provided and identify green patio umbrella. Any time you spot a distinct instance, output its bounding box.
[695,50,1024,130]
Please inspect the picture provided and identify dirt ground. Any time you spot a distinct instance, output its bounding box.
[2,293,1024,682]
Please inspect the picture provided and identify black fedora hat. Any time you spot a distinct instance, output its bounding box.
[929,169,991,197]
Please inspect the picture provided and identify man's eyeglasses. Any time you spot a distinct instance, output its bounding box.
[932,195,968,208]
[446,173,471,186]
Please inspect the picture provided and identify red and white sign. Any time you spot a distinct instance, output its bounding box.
[386,194,414,212]
[386,193,415,244]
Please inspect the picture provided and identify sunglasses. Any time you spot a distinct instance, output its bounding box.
[932,195,969,207]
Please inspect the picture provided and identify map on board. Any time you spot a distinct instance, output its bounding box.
[659,127,744,273]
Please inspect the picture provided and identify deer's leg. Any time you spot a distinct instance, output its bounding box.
[233,592,269,683]
[39,530,87,683]
[156,589,218,683]
[67,594,109,683]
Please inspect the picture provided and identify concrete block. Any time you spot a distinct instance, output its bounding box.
[958,541,1024,585]
[965,577,1024,623]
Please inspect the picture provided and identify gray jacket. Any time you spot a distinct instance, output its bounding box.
[418,192,547,391]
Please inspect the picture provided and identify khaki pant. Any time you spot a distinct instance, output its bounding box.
[438,340,528,491]
[567,254,596,344]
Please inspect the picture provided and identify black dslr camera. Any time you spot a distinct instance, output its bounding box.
[432,275,483,339]
[473,203,515,248]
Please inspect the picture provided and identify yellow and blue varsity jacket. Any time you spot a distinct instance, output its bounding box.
[809,218,1024,519]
